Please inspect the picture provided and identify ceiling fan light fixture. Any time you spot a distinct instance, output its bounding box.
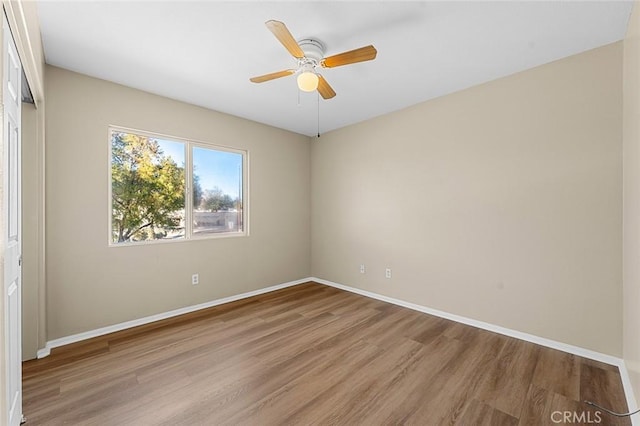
[297,70,319,92]
[250,20,377,100]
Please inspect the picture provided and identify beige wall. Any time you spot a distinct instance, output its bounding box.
[21,102,39,360]
[312,42,623,356]
[623,1,640,408]
[45,66,311,340]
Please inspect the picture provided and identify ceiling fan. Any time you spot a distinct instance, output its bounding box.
[250,20,377,99]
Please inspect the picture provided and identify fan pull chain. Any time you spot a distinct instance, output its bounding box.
[317,91,320,138]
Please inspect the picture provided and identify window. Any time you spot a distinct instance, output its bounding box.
[109,128,247,245]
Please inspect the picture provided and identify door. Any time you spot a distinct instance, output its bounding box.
[3,13,22,426]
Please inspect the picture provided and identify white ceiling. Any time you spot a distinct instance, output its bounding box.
[37,1,633,137]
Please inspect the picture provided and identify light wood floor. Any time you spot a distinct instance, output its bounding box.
[23,282,630,425]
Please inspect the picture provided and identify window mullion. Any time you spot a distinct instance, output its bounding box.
[185,142,193,239]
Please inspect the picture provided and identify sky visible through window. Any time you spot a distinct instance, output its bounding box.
[157,139,242,199]
[157,139,184,165]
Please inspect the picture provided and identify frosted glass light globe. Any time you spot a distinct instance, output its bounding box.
[297,71,319,92]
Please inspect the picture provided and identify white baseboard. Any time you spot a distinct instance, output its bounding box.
[619,361,640,426]
[311,277,640,425]
[311,277,620,364]
[34,275,639,425]
[35,277,311,359]
[36,347,50,359]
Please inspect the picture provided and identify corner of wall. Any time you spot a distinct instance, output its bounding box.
[623,0,640,415]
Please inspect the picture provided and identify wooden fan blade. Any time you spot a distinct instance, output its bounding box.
[265,20,305,59]
[321,45,377,68]
[317,75,336,99]
[250,69,295,83]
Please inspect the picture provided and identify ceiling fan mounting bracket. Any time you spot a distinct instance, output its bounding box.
[297,38,325,63]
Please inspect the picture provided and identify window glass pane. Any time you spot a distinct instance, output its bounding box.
[111,131,186,243]
[192,146,243,235]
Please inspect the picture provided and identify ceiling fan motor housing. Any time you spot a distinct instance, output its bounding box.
[298,38,325,65]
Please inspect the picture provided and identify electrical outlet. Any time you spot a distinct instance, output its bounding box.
[385,268,392,279]
[192,273,199,285]
[360,264,366,274]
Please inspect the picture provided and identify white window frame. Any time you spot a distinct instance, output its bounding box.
[108,126,249,246]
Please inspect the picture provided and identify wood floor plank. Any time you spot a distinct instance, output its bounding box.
[406,330,510,424]
[475,337,541,418]
[531,347,580,401]
[519,383,559,426]
[456,399,519,426]
[225,340,383,425]
[22,282,630,425]
[298,337,446,425]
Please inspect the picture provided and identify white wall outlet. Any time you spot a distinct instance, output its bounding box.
[360,264,366,274]
[192,273,199,285]
[385,268,392,279]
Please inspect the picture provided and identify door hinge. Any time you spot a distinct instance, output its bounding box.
[18,255,22,267]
